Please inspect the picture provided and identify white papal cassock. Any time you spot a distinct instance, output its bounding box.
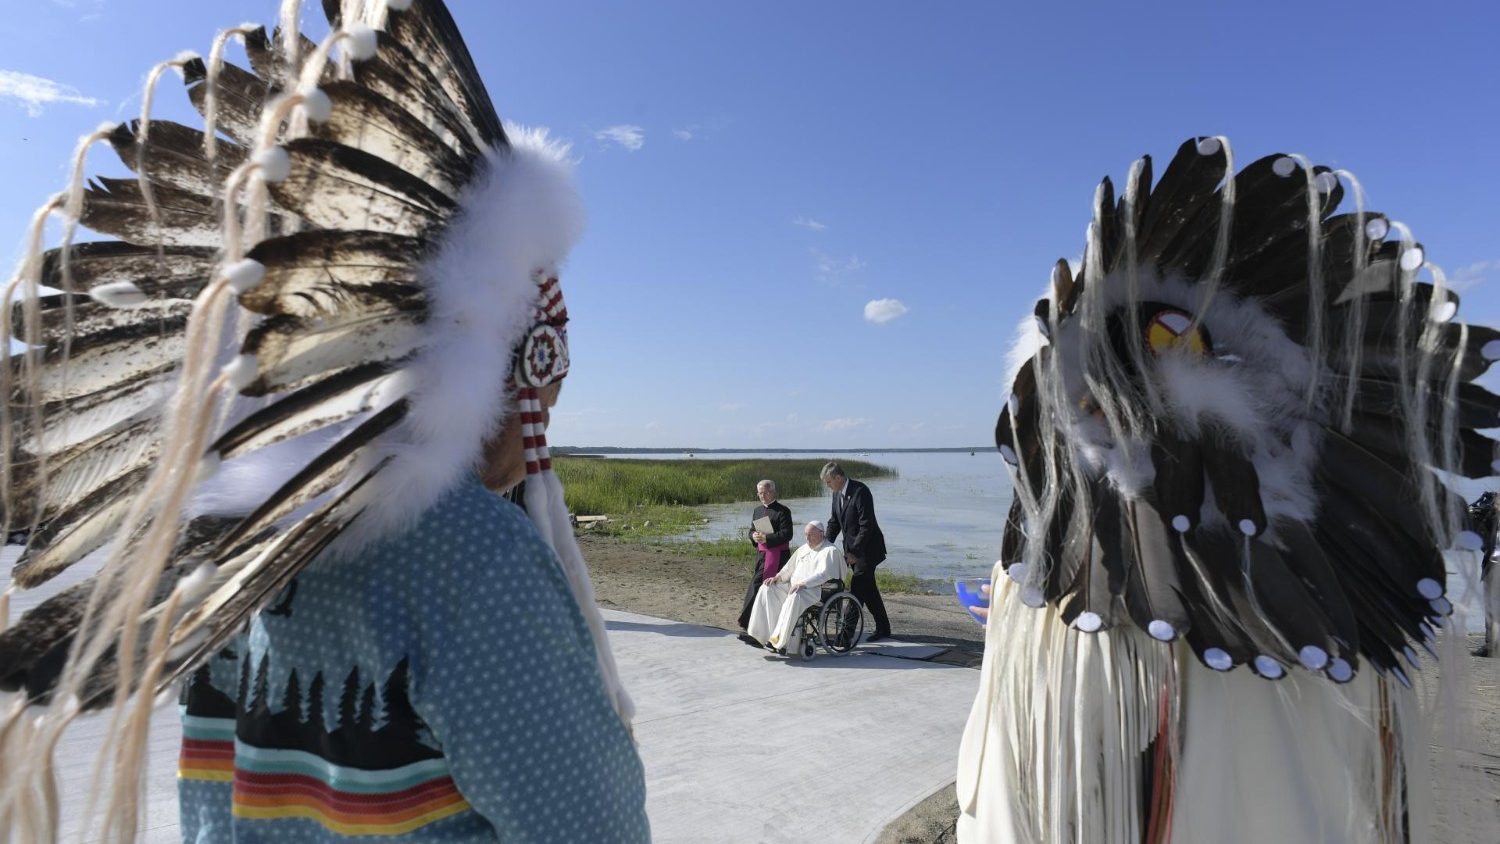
[746,542,844,651]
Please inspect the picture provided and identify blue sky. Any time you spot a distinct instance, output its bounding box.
[2,0,1496,449]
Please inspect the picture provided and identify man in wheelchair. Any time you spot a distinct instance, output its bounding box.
[745,521,849,655]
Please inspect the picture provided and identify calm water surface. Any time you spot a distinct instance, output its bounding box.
[594,451,1489,631]
[600,451,1012,583]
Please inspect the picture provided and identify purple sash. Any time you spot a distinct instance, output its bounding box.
[758,543,789,580]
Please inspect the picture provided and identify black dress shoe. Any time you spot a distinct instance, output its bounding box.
[866,631,893,643]
[737,633,762,647]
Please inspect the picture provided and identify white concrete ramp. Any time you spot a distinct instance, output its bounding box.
[607,610,976,843]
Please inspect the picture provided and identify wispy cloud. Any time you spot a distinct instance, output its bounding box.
[811,248,865,286]
[48,0,105,21]
[672,127,695,141]
[1448,259,1499,292]
[718,402,744,412]
[0,69,102,117]
[595,124,645,151]
[822,417,868,432]
[793,216,827,232]
[864,298,909,325]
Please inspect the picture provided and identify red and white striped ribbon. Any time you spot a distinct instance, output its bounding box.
[535,272,568,324]
[519,388,553,473]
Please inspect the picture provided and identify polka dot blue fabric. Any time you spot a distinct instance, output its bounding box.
[177,474,650,842]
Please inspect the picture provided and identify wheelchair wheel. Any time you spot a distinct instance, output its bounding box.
[800,638,817,660]
[819,593,864,656]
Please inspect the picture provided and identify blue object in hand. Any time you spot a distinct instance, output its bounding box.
[954,578,991,625]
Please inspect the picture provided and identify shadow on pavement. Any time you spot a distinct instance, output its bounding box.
[606,619,729,638]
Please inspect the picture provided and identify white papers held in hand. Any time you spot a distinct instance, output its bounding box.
[752,516,775,536]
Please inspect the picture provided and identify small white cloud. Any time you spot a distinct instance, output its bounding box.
[595,124,645,151]
[672,128,695,141]
[644,420,660,430]
[793,216,827,232]
[0,69,102,117]
[822,417,868,432]
[864,298,909,325]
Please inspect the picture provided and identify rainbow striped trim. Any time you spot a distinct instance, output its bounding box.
[179,714,236,783]
[179,718,471,836]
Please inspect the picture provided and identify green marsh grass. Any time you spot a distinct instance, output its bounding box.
[556,457,929,592]
[554,457,896,516]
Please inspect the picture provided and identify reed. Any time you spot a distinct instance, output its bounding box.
[556,457,927,592]
[554,458,896,517]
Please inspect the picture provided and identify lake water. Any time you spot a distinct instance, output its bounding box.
[593,451,1490,632]
[598,451,1013,583]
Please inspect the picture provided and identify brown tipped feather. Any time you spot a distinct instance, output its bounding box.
[239,294,424,397]
[378,0,505,150]
[80,177,220,247]
[41,241,215,298]
[268,138,455,237]
[10,468,147,588]
[310,80,476,197]
[212,362,396,461]
[241,230,428,317]
[183,53,270,144]
[108,120,246,199]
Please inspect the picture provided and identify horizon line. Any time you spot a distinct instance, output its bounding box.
[552,446,998,452]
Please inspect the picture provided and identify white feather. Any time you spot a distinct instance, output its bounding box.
[1003,306,1045,395]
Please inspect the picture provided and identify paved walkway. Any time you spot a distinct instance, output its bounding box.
[608,609,976,843]
[7,554,976,842]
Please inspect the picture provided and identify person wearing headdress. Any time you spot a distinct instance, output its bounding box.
[745,521,845,654]
[957,137,1498,842]
[0,1,648,841]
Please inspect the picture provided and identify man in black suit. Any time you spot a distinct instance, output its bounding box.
[821,462,892,641]
[737,479,793,637]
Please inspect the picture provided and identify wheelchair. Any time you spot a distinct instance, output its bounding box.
[791,579,864,660]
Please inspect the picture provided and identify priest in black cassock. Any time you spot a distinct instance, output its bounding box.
[738,479,794,634]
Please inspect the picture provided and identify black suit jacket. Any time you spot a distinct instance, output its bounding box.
[825,478,886,569]
[748,501,794,567]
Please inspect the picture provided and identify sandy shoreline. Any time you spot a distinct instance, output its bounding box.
[580,535,987,668]
[582,535,1500,842]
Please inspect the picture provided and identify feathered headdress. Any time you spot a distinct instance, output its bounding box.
[997,136,1498,683]
[0,0,628,837]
